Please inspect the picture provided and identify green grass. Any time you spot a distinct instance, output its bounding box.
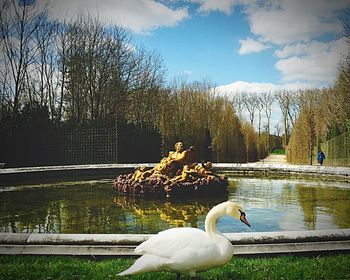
[1,254,350,280]
[271,149,286,155]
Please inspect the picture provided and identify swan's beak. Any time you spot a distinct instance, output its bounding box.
[239,210,250,227]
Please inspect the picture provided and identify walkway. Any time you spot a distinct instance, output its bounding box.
[257,154,288,164]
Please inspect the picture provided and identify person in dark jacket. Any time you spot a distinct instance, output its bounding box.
[317,150,326,165]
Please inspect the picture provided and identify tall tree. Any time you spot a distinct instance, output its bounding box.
[62,16,166,127]
[232,92,245,119]
[260,91,274,153]
[275,90,291,148]
[242,92,258,126]
[0,0,45,115]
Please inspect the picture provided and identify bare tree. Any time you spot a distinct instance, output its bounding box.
[30,16,60,119]
[126,47,166,129]
[256,95,264,139]
[299,89,320,164]
[260,91,274,153]
[275,90,291,148]
[232,92,245,119]
[274,122,281,137]
[0,0,45,115]
[242,92,258,126]
[288,91,301,127]
[61,16,166,127]
[54,21,70,123]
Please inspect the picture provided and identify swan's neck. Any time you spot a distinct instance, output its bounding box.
[204,205,223,235]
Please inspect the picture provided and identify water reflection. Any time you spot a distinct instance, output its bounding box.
[229,178,350,232]
[296,184,350,230]
[0,178,349,234]
[113,195,225,229]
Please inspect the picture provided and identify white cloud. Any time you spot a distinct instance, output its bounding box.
[215,80,315,95]
[238,37,270,55]
[237,0,349,84]
[194,0,349,85]
[191,0,237,14]
[193,0,349,44]
[245,0,348,44]
[215,80,312,130]
[275,37,348,82]
[41,0,189,33]
[274,40,333,59]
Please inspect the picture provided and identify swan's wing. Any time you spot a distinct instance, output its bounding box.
[118,254,170,276]
[135,227,211,259]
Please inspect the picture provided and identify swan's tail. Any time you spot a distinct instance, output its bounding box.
[118,254,169,276]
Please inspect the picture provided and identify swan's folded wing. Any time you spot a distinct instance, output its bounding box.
[135,227,211,259]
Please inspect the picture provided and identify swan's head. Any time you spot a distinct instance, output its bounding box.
[224,201,250,227]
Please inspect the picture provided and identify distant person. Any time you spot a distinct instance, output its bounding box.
[317,150,326,165]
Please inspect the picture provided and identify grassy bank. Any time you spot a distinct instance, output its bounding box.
[271,149,286,155]
[0,254,350,280]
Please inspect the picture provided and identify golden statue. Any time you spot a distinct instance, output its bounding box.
[133,142,196,182]
[113,142,228,197]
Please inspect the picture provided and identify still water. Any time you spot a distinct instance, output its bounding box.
[0,177,349,234]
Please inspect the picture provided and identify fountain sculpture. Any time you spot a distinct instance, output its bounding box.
[113,142,228,197]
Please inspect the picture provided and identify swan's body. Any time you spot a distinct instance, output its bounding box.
[118,201,250,278]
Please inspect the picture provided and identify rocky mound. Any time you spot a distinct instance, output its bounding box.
[113,142,229,197]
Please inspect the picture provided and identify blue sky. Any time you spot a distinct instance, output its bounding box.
[132,5,270,86]
[135,5,284,86]
[43,0,350,94]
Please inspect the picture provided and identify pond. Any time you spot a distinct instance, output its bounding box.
[0,177,349,234]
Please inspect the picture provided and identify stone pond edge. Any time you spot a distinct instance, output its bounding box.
[0,229,349,257]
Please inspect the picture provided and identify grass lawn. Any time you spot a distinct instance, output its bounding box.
[0,254,350,280]
[271,149,286,155]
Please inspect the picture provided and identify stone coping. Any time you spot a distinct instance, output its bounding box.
[0,229,349,256]
[1,229,349,245]
[1,163,349,176]
[214,163,350,178]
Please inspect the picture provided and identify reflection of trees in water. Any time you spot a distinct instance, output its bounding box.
[296,186,317,229]
[0,182,226,234]
[0,183,123,234]
[229,178,350,231]
[0,189,55,233]
[1,179,349,233]
[229,179,281,208]
[296,184,350,229]
[279,184,295,205]
[113,195,226,228]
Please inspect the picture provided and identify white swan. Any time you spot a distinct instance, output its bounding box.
[118,201,250,278]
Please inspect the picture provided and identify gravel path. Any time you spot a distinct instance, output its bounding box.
[257,154,288,164]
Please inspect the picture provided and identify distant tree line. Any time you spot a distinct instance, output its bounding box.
[1,0,279,166]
